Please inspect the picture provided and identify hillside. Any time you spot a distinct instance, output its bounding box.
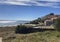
[1,13,60,42]
[3,30,60,42]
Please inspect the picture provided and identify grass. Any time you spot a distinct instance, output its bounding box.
[3,30,60,42]
[1,26,60,42]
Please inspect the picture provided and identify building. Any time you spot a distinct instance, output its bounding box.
[43,14,60,26]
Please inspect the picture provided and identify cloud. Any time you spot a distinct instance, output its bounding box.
[39,0,60,2]
[0,21,16,23]
[0,0,60,8]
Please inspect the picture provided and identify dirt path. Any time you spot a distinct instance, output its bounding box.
[0,37,2,42]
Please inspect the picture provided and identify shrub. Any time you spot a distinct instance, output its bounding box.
[54,18,60,31]
[15,25,27,33]
[30,18,43,24]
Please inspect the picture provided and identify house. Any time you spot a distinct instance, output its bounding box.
[43,14,60,26]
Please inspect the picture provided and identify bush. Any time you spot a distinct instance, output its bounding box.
[30,18,43,24]
[15,25,27,33]
[54,18,60,31]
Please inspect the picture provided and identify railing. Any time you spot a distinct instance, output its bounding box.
[33,26,54,29]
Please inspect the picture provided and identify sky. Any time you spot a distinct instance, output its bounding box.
[0,0,60,21]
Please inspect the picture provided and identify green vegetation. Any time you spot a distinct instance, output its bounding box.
[4,31,60,42]
[49,13,54,15]
[54,18,60,31]
[2,25,60,42]
[1,24,60,42]
[15,25,27,33]
[30,18,43,24]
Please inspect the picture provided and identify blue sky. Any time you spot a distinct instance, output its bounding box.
[0,0,60,21]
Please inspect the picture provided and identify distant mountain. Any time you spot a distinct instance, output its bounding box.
[0,20,30,27]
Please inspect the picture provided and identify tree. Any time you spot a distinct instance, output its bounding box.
[30,18,43,24]
[54,18,60,31]
[49,13,54,15]
[36,18,42,22]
